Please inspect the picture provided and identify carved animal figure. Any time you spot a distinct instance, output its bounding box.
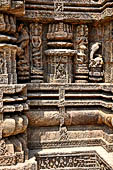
[89,54,103,67]
[90,42,101,60]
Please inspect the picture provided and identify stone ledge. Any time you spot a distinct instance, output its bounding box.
[0,157,37,170]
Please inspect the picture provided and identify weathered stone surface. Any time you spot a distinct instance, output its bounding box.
[0,0,113,169]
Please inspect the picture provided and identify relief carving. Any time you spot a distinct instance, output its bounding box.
[17,24,30,82]
[0,14,16,33]
[0,52,4,74]
[30,23,44,83]
[74,24,89,83]
[0,140,8,156]
[54,0,64,19]
[38,152,111,170]
[89,42,104,82]
[0,0,113,170]
[45,22,76,83]
[0,14,5,31]
[0,0,9,7]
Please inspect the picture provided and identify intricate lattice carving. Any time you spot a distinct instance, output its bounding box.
[37,152,112,170]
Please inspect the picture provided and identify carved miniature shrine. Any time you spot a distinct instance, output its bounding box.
[0,0,113,169]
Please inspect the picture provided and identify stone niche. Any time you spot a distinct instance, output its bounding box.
[0,0,113,170]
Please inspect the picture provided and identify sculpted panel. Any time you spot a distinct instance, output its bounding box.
[0,0,113,170]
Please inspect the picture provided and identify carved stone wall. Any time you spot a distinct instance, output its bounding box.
[0,0,113,170]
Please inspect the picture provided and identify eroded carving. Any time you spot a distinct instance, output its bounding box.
[45,22,76,83]
[30,23,43,83]
[74,24,89,82]
[0,0,113,170]
[17,24,30,82]
[89,42,104,82]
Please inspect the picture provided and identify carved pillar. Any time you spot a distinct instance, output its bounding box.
[0,90,3,140]
[0,14,5,31]
[6,48,12,84]
[17,24,30,83]
[0,45,18,84]
[0,13,18,84]
[11,49,17,84]
[103,21,113,83]
[45,22,76,83]
[74,25,89,83]
[30,23,44,83]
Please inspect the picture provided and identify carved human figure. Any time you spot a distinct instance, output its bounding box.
[56,63,66,79]
[32,36,41,49]
[10,16,16,33]
[4,15,10,32]
[17,25,29,55]
[0,52,4,74]
[77,44,87,63]
[17,26,29,49]
[16,24,30,81]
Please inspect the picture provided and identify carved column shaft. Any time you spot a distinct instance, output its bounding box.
[74,24,89,83]
[45,22,76,83]
[30,23,44,83]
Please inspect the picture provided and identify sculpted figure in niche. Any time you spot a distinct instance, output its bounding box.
[17,24,29,55]
[16,24,30,81]
[10,16,16,33]
[4,15,10,32]
[89,42,103,68]
[56,63,66,79]
[90,42,101,60]
[89,42,104,82]
[31,23,42,50]
[17,25,29,49]
[77,44,87,63]
[0,52,4,74]
[32,36,41,49]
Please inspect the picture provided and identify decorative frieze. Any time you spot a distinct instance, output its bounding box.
[37,152,112,170]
